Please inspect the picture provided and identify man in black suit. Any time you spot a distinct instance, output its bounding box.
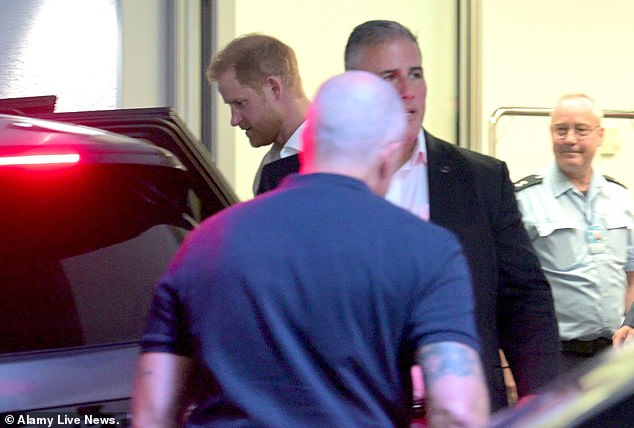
[259,20,561,411]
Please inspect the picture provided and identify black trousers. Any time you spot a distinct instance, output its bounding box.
[560,337,612,373]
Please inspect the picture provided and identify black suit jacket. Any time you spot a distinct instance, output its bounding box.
[256,155,300,195]
[425,132,559,409]
[257,131,560,410]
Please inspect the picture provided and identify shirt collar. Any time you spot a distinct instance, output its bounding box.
[549,162,605,197]
[400,129,427,170]
[280,122,305,158]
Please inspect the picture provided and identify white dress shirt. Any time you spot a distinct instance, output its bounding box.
[385,129,430,221]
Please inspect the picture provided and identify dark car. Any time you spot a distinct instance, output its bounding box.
[489,343,634,427]
[0,107,237,424]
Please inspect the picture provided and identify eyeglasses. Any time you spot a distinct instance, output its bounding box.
[551,123,599,137]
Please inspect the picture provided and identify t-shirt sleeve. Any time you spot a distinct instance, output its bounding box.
[409,231,481,353]
[139,277,195,356]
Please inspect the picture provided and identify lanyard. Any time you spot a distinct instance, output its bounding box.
[566,187,596,225]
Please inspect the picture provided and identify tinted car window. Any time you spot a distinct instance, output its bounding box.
[0,163,195,354]
[0,109,237,357]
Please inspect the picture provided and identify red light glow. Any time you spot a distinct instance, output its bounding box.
[0,153,80,167]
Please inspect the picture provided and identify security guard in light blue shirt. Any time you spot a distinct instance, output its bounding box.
[515,94,634,372]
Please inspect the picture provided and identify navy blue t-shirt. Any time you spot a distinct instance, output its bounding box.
[141,173,479,427]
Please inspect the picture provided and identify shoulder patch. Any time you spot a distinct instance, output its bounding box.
[514,174,543,192]
[603,175,628,188]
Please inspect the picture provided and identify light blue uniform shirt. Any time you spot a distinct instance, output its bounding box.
[515,163,634,341]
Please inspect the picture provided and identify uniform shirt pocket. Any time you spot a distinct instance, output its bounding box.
[604,213,632,262]
[533,220,583,271]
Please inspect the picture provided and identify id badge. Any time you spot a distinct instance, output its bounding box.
[586,225,606,254]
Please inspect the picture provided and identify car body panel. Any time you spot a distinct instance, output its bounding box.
[0,344,137,413]
[489,344,634,428]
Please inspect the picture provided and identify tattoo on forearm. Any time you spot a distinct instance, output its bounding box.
[418,342,478,386]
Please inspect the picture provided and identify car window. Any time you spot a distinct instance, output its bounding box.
[0,163,201,354]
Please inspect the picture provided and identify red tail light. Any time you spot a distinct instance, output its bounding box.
[0,153,80,167]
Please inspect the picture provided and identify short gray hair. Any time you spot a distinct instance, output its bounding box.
[344,20,419,70]
[552,93,604,123]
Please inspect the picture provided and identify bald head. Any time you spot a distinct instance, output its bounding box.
[303,70,405,169]
[300,71,406,195]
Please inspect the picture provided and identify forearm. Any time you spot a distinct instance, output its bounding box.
[417,342,489,428]
[132,352,193,428]
[625,271,634,310]
[613,283,634,347]
[625,301,634,327]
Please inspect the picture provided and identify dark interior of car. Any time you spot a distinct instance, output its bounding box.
[0,162,195,354]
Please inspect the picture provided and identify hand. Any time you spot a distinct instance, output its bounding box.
[515,394,537,407]
[612,326,634,347]
[411,365,425,400]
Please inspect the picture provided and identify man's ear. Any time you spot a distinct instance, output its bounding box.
[265,76,283,99]
[596,126,605,146]
[380,141,404,180]
[374,141,404,196]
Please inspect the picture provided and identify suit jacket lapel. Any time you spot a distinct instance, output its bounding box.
[426,131,478,232]
[256,154,300,195]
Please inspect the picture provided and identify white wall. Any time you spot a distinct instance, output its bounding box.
[22,1,633,201]
[478,0,634,198]
[119,0,204,141]
[119,0,171,108]
[214,0,458,200]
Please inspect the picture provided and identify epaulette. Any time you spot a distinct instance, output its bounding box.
[514,174,543,192]
[604,175,628,188]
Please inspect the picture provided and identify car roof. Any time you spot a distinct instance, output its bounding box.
[0,113,185,169]
[28,106,239,209]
